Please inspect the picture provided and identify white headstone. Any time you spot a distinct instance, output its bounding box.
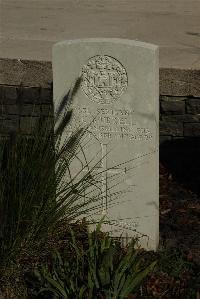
[53,38,159,250]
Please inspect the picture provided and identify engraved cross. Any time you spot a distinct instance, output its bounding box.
[95,143,127,214]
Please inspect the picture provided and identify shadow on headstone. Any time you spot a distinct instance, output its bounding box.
[160,137,200,194]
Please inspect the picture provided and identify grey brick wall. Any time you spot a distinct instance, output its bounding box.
[159,69,200,141]
[160,94,200,139]
[0,58,200,140]
[0,84,53,136]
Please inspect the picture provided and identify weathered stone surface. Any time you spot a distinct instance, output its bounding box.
[159,135,172,145]
[0,117,19,133]
[21,87,40,103]
[186,98,200,114]
[0,59,52,88]
[41,104,53,116]
[0,86,3,103]
[53,38,159,250]
[184,123,200,137]
[160,120,183,136]
[3,86,18,104]
[160,68,190,96]
[171,80,190,97]
[189,70,200,97]
[0,58,199,140]
[40,88,52,103]
[20,104,41,116]
[160,69,200,97]
[160,99,185,115]
[161,114,200,123]
[160,95,187,102]
[20,116,39,134]
[1,105,19,115]
[41,117,54,132]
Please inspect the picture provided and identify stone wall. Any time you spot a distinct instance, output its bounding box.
[1,58,200,192]
[160,69,200,142]
[0,85,53,136]
[159,69,200,194]
[0,59,53,136]
[0,58,200,139]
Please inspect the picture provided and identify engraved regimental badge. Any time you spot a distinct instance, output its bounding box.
[81,55,128,104]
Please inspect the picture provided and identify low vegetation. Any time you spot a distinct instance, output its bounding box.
[0,80,199,298]
[26,220,156,299]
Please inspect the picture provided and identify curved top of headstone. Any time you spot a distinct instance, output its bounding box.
[53,38,158,51]
[52,38,159,106]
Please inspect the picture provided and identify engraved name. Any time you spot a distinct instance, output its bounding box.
[67,106,153,141]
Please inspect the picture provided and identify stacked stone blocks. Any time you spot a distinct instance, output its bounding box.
[0,59,200,140]
[160,69,200,142]
[0,85,53,136]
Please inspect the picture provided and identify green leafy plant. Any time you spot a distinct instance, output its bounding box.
[0,79,122,283]
[143,249,200,299]
[0,78,154,298]
[30,220,156,299]
[158,249,194,278]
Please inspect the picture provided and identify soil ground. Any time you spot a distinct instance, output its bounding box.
[159,163,200,266]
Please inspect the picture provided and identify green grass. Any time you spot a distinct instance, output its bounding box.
[25,221,156,299]
[0,79,199,298]
[0,79,129,297]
